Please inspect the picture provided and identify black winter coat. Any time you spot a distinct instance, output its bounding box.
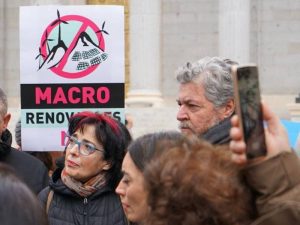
[38,168,128,225]
[0,129,49,193]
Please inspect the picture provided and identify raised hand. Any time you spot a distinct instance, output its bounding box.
[230,102,291,165]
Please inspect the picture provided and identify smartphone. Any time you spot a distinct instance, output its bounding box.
[232,65,267,159]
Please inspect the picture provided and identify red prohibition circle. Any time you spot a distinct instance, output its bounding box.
[40,15,105,79]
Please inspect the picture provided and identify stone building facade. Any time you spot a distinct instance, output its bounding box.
[1,0,299,138]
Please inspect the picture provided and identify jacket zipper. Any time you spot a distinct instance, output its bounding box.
[83,197,88,225]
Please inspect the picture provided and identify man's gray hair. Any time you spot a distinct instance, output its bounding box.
[0,88,8,117]
[176,56,238,108]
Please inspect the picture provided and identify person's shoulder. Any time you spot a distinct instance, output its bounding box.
[3,147,49,193]
[38,186,51,204]
[8,148,49,175]
[9,148,45,166]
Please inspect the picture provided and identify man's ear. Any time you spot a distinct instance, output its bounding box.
[222,99,235,119]
[2,113,11,130]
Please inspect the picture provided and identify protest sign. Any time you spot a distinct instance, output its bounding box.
[20,5,124,151]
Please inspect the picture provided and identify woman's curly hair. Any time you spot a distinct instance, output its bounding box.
[144,137,256,225]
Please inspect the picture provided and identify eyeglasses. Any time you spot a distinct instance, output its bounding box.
[65,135,104,156]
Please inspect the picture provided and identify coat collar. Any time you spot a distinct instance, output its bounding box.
[201,116,232,145]
[0,129,12,157]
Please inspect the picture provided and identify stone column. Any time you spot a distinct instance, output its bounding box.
[126,0,163,107]
[219,0,250,64]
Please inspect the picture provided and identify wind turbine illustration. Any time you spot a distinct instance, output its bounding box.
[96,21,109,51]
[42,30,54,53]
[35,47,45,70]
[39,9,68,69]
[51,9,68,49]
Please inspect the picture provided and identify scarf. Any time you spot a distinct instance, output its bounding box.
[61,168,106,197]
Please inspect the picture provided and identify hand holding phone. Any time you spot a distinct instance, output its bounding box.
[231,65,267,159]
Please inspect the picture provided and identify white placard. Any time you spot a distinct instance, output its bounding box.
[20,5,125,151]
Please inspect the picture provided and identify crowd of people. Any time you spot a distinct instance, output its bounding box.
[0,56,299,225]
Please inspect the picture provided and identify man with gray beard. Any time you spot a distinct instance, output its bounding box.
[176,57,237,144]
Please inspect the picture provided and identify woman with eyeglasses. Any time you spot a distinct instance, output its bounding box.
[38,111,131,225]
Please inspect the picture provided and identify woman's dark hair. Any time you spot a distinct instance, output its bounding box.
[116,119,132,150]
[0,163,48,225]
[144,137,256,225]
[128,131,183,172]
[68,112,128,189]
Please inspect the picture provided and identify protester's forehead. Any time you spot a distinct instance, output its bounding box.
[178,82,206,99]
[122,153,142,176]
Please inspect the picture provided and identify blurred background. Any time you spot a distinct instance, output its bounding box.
[0,0,299,147]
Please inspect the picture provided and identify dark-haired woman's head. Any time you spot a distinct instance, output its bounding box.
[0,163,48,225]
[116,131,183,223]
[65,111,128,189]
